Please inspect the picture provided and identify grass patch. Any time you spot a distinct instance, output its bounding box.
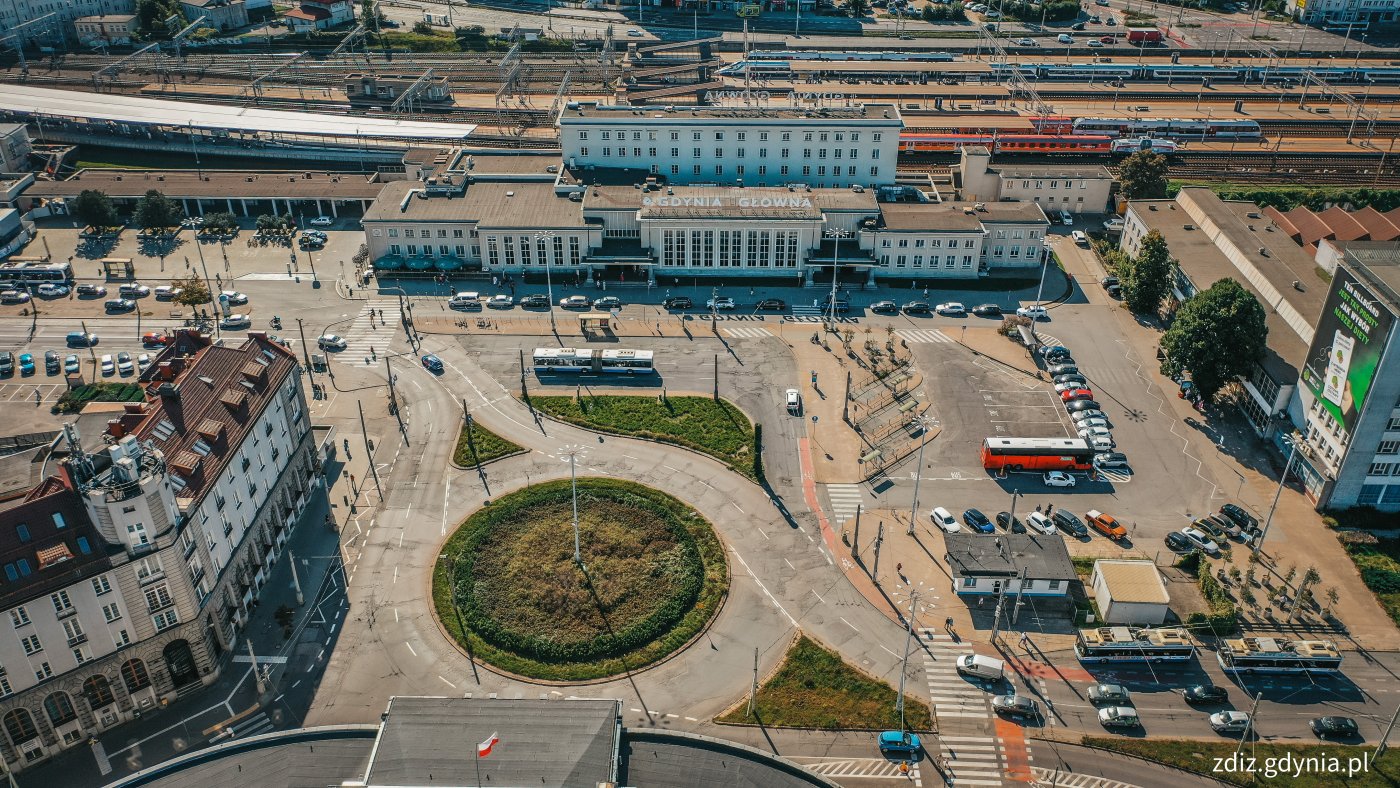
[75,145,278,172]
[433,478,726,681]
[718,635,932,730]
[1340,532,1400,628]
[54,383,146,414]
[1123,10,1158,20]
[1071,556,1097,581]
[1083,737,1400,786]
[530,395,759,481]
[1167,182,1400,212]
[452,420,524,467]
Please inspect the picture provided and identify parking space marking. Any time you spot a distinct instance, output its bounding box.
[0,383,65,402]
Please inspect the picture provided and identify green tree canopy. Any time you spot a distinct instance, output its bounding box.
[133,190,182,231]
[1118,150,1170,200]
[73,190,119,230]
[1120,230,1174,315]
[845,0,871,16]
[1160,278,1268,402]
[171,274,212,307]
[135,0,183,33]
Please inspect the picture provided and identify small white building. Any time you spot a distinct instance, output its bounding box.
[957,146,1115,216]
[943,533,1075,599]
[1090,560,1170,626]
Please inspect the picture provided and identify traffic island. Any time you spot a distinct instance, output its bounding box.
[449,419,526,469]
[432,478,728,682]
[716,634,933,732]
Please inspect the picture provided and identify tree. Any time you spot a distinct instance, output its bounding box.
[1118,150,1170,200]
[73,189,119,230]
[171,274,211,307]
[133,190,182,231]
[845,0,871,16]
[359,0,386,28]
[412,20,434,35]
[1159,278,1268,402]
[135,0,183,34]
[1120,230,1173,315]
[202,211,237,233]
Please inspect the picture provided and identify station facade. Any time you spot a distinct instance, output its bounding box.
[363,104,1049,283]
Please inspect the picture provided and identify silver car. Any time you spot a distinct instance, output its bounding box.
[992,694,1040,719]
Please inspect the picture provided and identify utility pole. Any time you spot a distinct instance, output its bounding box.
[710,286,719,334]
[1256,436,1298,553]
[295,317,318,396]
[289,550,304,606]
[248,639,266,695]
[896,590,918,734]
[356,399,383,499]
[747,646,759,718]
[907,417,928,536]
[564,448,584,566]
[713,353,719,401]
[1235,692,1262,761]
[873,522,884,581]
[1012,564,1028,625]
[1008,488,1020,531]
[851,504,861,559]
[990,586,1006,644]
[81,319,96,368]
[1378,703,1400,758]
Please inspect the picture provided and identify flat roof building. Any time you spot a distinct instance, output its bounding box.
[943,533,1075,600]
[956,146,1115,215]
[1091,560,1171,626]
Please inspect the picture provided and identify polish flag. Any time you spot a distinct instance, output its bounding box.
[477,732,500,758]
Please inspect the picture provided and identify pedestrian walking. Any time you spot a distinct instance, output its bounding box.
[1046,503,1054,515]
[1035,504,1042,513]
[945,616,954,630]
[896,562,902,576]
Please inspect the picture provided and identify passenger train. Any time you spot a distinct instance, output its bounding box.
[745,50,959,62]
[898,133,1178,155]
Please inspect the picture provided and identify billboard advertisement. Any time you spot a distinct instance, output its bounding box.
[1300,266,1397,435]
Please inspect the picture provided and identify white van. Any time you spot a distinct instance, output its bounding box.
[955,654,1005,681]
[448,292,482,310]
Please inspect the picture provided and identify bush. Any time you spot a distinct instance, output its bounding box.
[1191,566,1239,634]
[54,383,146,414]
[1175,549,1203,575]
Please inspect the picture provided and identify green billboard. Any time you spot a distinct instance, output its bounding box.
[1300,266,1396,435]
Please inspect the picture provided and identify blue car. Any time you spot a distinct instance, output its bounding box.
[878,730,922,755]
[421,354,444,373]
[17,354,34,376]
[962,508,995,534]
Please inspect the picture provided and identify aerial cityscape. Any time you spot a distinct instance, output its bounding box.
[0,0,1397,786]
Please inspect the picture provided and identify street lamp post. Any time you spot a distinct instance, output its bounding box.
[535,231,556,333]
[1254,435,1298,552]
[561,445,589,566]
[908,416,929,536]
[824,228,850,333]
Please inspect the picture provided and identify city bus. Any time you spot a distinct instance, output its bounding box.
[1216,637,1343,675]
[1075,626,1197,663]
[0,259,73,285]
[532,348,656,375]
[980,437,1094,472]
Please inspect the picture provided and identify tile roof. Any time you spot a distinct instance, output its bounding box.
[0,474,112,610]
[131,331,297,503]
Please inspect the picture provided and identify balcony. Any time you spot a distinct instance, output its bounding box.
[66,633,88,648]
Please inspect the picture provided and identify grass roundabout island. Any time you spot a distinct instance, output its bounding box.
[432,478,728,682]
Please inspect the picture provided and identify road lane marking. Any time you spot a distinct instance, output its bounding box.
[839,617,860,632]
[406,642,418,657]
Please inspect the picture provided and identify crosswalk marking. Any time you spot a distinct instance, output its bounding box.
[333,300,400,362]
[824,483,865,527]
[790,305,824,316]
[798,758,920,778]
[920,630,1010,788]
[214,711,274,743]
[721,326,773,339]
[1032,768,1141,788]
[896,328,953,344]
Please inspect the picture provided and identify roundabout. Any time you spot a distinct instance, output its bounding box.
[432,477,729,682]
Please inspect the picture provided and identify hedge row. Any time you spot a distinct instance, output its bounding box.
[1189,569,1240,635]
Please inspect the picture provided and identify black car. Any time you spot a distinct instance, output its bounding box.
[996,511,1026,533]
[1310,716,1360,739]
[756,299,786,311]
[1101,276,1119,290]
[594,296,623,310]
[1164,531,1193,552]
[662,296,693,310]
[1106,284,1123,299]
[826,299,850,313]
[871,300,898,314]
[1052,510,1088,537]
[1054,374,1089,386]
[1182,685,1229,705]
[1219,503,1258,532]
[76,284,107,298]
[962,508,994,534]
[1066,399,1101,413]
[972,304,1002,317]
[902,301,931,314]
[44,351,59,374]
[1048,363,1079,376]
[519,295,550,308]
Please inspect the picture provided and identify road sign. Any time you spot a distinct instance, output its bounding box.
[737,3,762,16]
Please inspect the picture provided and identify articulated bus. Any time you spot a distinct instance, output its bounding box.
[1075,626,1197,663]
[0,259,74,285]
[1216,637,1342,675]
[980,437,1094,472]
[532,348,656,375]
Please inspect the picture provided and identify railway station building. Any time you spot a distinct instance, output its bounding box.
[956,146,1115,215]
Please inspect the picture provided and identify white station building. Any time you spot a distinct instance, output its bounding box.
[362,103,1050,284]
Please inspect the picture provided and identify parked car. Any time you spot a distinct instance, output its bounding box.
[1078,425,1112,441]
[487,295,514,309]
[560,295,592,309]
[1026,511,1056,535]
[1066,400,1102,413]
[662,296,692,310]
[878,730,922,755]
[1074,417,1109,431]
[1048,364,1080,376]
[1164,531,1193,552]
[1055,379,1089,392]
[1310,716,1359,739]
[1191,516,1228,540]
[1179,527,1220,554]
[1182,685,1229,705]
[153,285,183,300]
[76,284,106,298]
[421,354,444,372]
[16,353,34,376]
[119,283,150,298]
[1209,711,1253,734]
[1061,388,1095,402]
[1087,684,1132,705]
[1070,408,1106,423]
[902,301,931,314]
[871,300,898,314]
[219,290,248,305]
[0,352,19,375]
[1102,276,1120,291]
[785,388,801,414]
[137,353,151,372]
[996,511,1026,533]
[104,299,136,312]
[1094,452,1130,470]
[972,304,1002,317]
[100,354,115,376]
[935,301,966,316]
[756,298,787,311]
[520,294,551,308]
[309,216,334,226]
[1098,706,1141,729]
[36,283,69,297]
[594,296,623,310]
[992,695,1040,719]
[930,507,961,533]
[962,508,995,534]
[44,351,59,374]
[63,354,80,374]
[706,296,736,310]
[1017,305,1049,320]
[117,352,134,376]
[0,290,31,304]
[1085,510,1127,540]
[1218,504,1258,532]
[317,334,348,351]
[1072,230,1089,245]
[1043,471,1076,488]
[1052,510,1088,537]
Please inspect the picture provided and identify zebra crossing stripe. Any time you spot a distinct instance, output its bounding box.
[721,327,773,338]
[896,329,953,344]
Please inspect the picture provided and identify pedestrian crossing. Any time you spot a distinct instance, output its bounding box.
[795,757,922,779]
[824,483,865,527]
[721,326,773,339]
[334,299,399,362]
[937,735,1007,787]
[1031,767,1139,788]
[896,329,954,345]
[920,630,987,721]
[791,305,824,316]
[213,711,275,743]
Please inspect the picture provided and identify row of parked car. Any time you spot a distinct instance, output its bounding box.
[1041,343,1119,454]
[1164,503,1263,555]
[929,505,1129,541]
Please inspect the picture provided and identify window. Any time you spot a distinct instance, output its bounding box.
[715,132,724,140]
[114,629,130,648]
[61,618,83,644]
[387,229,398,238]
[20,633,41,655]
[51,590,72,616]
[34,662,51,682]
[1389,416,1400,431]
[102,603,121,623]
[152,610,179,632]
[870,166,880,177]
[403,229,415,239]
[759,132,768,141]
[780,148,789,158]
[1380,441,1400,455]
[692,131,701,141]
[1048,579,1063,591]
[145,584,173,612]
[9,607,27,627]
[122,659,151,692]
[136,556,163,582]
[92,575,111,595]
[737,148,745,157]
[962,577,976,588]
[579,147,589,157]
[14,525,27,543]
[1370,462,1393,476]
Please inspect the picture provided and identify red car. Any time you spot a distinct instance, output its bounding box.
[1100,36,1115,43]
[142,332,170,346]
[1061,388,1095,402]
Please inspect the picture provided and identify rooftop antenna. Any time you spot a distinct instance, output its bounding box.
[63,422,93,484]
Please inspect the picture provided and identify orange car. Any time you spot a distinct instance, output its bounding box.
[1086,509,1127,540]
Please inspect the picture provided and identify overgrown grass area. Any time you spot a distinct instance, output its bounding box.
[451,420,524,468]
[54,383,146,414]
[433,479,727,681]
[1168,182,1400,212]
[75,146,271,171]
[1083,737,1400,787]
[1339,533,1400,628]
[530,395,759,481]
[717,636,932,731]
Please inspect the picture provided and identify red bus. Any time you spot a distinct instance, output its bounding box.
[981,437,1094,472]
